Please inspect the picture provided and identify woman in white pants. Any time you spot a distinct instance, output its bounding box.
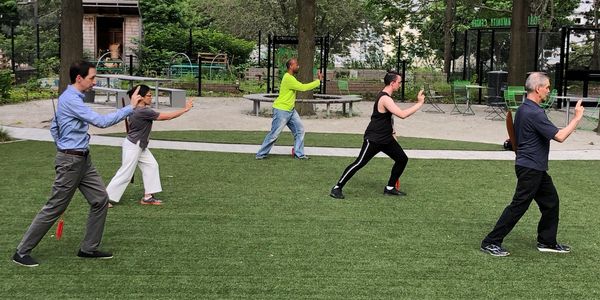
[106,85,193,206]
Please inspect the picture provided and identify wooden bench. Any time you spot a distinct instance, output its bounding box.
[198,53,230,80]
[198,52,229,70]
[148,86,186,108]
[244,93,362,117]
[91,86,129,107]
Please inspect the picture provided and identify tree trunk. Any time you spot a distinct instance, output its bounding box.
[59,0,83,94]
[507,1,530,85]
[295,0,316,115]
[443,0,456,75]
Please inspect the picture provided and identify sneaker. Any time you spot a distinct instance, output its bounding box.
[330,187,345,199]
[255,155,267,160]
[480,244,510,257]
[537,243,571,253]
[12,252,39,267]
[77,249,113,259]
[294,155,310,160]
[383,187,407,196]
[140,196,163,206]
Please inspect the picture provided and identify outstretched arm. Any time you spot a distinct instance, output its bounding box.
[156,98,194,121]
[381,90,426,119]
[286,72,321,92]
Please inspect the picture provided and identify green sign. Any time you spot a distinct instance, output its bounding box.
[470,16,539,28]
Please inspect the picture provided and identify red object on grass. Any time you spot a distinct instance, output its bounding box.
[291,147,295,157]
[56,218,64,240]
[395,179,400,190]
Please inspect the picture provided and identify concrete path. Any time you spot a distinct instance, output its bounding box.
[2,97,600,160]
[5,126,600,160]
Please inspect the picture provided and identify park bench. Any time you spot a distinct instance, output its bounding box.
[198,53,231,80]
[91,86,129,106]
[244,93,362,117]
[148,86,187,108]
[198,52,229,70]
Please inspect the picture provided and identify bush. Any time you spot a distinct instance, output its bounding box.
[0,69,13,100]
[1,86,55,104]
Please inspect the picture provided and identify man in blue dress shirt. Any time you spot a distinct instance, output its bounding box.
[12,60,141,267]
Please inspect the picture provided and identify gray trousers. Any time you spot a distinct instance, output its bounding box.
[17,152,109,256]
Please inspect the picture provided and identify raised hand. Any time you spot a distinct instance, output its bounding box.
[129,86,142,107]
[417,90,425,104]
[574,99,584,119]
[317,70,324,81]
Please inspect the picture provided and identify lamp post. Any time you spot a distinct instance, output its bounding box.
[0,14,17,73]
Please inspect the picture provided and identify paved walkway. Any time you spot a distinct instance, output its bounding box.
[5,126,600,160]
[2,97,600,160]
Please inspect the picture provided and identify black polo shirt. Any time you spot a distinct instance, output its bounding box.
[514,99,559,171]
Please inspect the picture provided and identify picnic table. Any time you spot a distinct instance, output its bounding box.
[96,74,174,108]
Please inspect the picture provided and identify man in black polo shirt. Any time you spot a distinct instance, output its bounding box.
[480,72,584,257]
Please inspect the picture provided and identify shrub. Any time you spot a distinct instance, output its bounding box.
[0,69,13,100]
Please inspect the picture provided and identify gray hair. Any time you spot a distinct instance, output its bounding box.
[525,72,549,92]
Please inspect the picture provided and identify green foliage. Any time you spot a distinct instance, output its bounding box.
[0,69,12,100]
[1,85,54,104]
[0,0,61,70]
[193,0,384,56]
[136,0,255,76]
[33,57,60,77]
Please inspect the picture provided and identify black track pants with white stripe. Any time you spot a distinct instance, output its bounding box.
[335,139,408,189]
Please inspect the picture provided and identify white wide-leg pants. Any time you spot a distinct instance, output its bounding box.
[106,138,162,202]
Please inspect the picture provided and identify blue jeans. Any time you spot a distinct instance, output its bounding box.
[256,108,305,158]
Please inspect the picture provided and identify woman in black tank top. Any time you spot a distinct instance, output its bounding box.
[329,72,425,199]
[364,91,395,144]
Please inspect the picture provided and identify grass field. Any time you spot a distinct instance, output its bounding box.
[1,141,599,298]
[104,130,502,151]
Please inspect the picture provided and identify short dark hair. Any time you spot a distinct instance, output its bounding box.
[384,71,400,86]
[69,60,95,83]
[127,84,151,98]
[286,58,296,70]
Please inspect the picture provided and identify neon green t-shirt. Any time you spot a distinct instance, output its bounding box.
[273,73,321,112]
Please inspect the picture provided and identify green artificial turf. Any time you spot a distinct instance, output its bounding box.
[1,141,599,298]
[103,130,502,151]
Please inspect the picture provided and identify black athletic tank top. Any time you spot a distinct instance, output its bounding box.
[364,91,394,144]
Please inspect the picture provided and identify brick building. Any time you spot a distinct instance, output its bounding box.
[82,0,141,67]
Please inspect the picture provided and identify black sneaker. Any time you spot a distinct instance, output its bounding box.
[537,243,571,253]
[330,187,345,199]
[383,187,407,196]
[12,252,39,267]
[294,155,310,160]
[255,155,267,160]
[480,244,510,257]
[77,249,113,259]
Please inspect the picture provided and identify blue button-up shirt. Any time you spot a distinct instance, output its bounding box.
[50,85,133,150]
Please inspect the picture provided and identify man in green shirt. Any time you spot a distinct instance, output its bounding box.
[256,58,323,159]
